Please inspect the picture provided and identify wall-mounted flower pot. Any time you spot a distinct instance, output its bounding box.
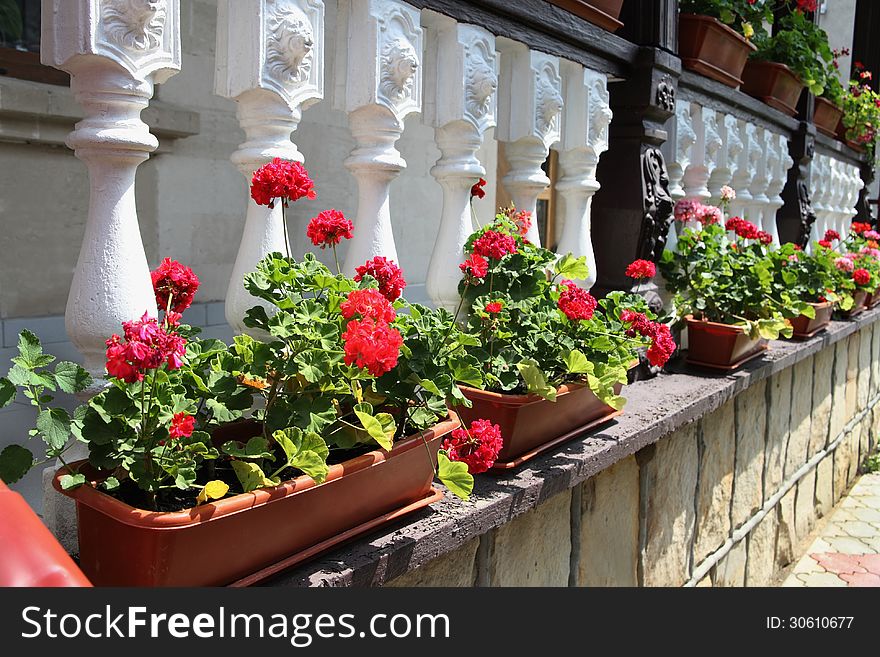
[678,14,756,88]
[813,97,844,139]
[741,60,804,117]
[685,316,769,370]
[545,0,624,33]
[457,383,622,469]
[789,301,835,339]
[839,290,868,318]
[53,414,459,587]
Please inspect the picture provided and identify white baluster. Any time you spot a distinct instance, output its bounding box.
[758,131,780,243]
[745,126,769,227]
[707,113,742,206]
[41,0,180,390]
[829,159,844,238]
[496,40,563,246]
[730,120,758,219]
[422,15,497,312]
[334,0,423,275]
[682,105,721,203]
[847,164,865,235]
[764,133,792,245]
[216,0,324,336]
[668,100,695,202]
[555,63,612,290]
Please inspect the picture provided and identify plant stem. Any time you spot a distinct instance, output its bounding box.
[281,201,291,260]
[332,244,341,276]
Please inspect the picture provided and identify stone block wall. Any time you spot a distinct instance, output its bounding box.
[383,323,879,588]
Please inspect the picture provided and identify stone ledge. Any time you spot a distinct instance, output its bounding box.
[264,308,880,587]
[0,77,200,148]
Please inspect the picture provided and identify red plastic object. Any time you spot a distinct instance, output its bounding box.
[0,480,91,587]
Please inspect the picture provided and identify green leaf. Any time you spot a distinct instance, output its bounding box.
[0,444,34,483]
[419,379,443,397]
[0,378,15,408]
[53,361,92,394]
[196,480,229,504]
[353,404,395,450]
[293,349,330,383]
[273,428,330,484]
[59,473,86,490]
[451,360,483,388]
[101,476,120,491]
[36,408,71,451]
[221,436,275,460]
[13,330,54,369]
[563,349,594,375]
[554,254,590,281]
[437,451,473,501]
[516,359,556,401]
[230,460,279,493]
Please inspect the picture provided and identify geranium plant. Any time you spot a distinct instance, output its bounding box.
[457,207,675,409]
[751,3,833,96]
[842,65,880,154]
[660,210,812,339]
[768,239,844,310]
[679,0,772,41]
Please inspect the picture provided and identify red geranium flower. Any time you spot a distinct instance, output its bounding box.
[757,231,773,245]
[485,301,503,314]
[853,268,871,287]
[851,222,873,236]
[151,258,200,314]
[340,288,396,323]
[250,158,316,208]
[470,178,486,199]
[824,229,841,242]
[306,209,354,248]
[459,253,489,281]
[354,256,406,301]
[625,259,656,280]
[105,313,187,382]
[472,230,517,260]
[341,317,403,377]
[620,310,676,367]
[557,280,598,321]
[169,413,195,440]
[818,239,833,249]
[441,419,503,474]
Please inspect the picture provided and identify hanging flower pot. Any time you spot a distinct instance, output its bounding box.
[678,14,757,88]
[741,60,805,116]
[814,97,844,138]
[545,0,624,32]
[53,414,459,587]
[685,316,769,370]
[789,301,835,339]
[456,384,623,469]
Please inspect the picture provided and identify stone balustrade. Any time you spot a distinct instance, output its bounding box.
[669,99,793,245]
[808,152,864,247]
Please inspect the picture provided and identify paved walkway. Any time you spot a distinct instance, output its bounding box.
[783,472,880,587]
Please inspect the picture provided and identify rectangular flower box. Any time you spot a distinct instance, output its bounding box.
[456,383,622,469]
[679,14,756,88]
[53,413,459,587]
[741,60,804,117]
[685,316,768,370]
[545,0,624,32]
[789,301,835,339]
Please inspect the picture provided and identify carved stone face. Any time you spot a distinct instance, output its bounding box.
[266,8,314,86]
[102,0,166,51]
[381,38,419,102]
[535,77,562,136]
[466,58,497,120]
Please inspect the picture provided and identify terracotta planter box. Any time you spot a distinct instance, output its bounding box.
[865,291,880,309]
[457,383,623,469]
[840,290,869,318]
[789,301,835,339]
[53,414,459,587]
[545,0,623,32]
[741,60,804,117]
[679,14,756,88]
[813,97,844,139]
[685,316,769,370]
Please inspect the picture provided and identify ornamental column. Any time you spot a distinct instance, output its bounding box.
[682,105,721,203]
[41,0,180,391]
[763,133,793,245]
[556,63,612,290]
[707,113,742,206]
[496,40,563,247]
[334,0,423,276]
[215,0,324,335]
[422,15,497,313]
[729,120,760,221]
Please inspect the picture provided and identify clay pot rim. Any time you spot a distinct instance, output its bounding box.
[460,383,583,407]
[814,96,843,112]
[803,300,835,310]
[52,411,460,528]
[684,314,750,333]
[679,13,758,51]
